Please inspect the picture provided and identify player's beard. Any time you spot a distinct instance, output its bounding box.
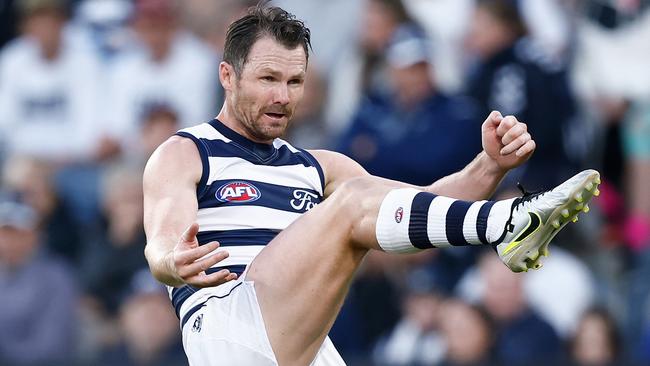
[231,89,294,143]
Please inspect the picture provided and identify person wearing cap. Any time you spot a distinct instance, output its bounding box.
[0,194,78,365]
[336,24,482,186]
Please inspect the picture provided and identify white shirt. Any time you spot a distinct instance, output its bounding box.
[105,32,219,151]
[0,35,103,161]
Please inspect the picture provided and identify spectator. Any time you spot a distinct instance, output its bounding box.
[135,102,180,163]
[81,164,148,314]
[468,252,562,365]
[100,280,185,366]
[106,0,219,152]
[337,25,481,186]
[325,0,414,135]
[464,0,577,189]
[71,0,134,62]
[569,307,623,366]
[284,64,332,149]
[181,0,257,54]
[0,193,78,365]
[438,298,494,366]
[0,0,104,162]
[373,267,447,366]
[330,251,402,363]
[2,155,83,267]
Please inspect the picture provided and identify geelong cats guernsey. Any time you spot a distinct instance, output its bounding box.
[169,119,325,319]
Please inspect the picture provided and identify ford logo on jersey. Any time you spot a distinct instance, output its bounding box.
[216,181,261,203]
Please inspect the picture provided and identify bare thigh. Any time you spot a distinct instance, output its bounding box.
[246,188,385,365]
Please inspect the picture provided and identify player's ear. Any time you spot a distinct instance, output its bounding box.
[219,61,236,91]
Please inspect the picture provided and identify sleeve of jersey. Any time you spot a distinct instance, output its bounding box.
[175,131,210,200]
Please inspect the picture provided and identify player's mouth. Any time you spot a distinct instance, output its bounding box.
[264,112,286,120]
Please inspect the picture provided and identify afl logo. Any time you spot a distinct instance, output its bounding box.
[216,181,261,203]
[395,207,404,223]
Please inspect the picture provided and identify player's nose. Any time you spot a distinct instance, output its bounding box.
[272,84,290,105]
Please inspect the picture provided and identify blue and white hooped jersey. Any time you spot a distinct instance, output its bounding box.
[169,119,325,318]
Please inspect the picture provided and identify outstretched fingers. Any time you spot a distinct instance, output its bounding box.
[177,248,230,279]
[180,223,200,246]
[186,269,238,288]
[172,224,238,287]
[174,240,221,266]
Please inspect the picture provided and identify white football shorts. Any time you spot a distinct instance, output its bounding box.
[180,276,346,365]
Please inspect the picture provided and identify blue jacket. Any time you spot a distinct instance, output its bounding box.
[337,93,482,186]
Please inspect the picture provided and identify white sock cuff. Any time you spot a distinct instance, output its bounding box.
[376,188,422,253]
[486,197,517,243]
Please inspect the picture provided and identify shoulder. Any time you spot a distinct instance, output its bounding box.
[308,149,355,167]
[152,134,203,163]
[308,150,368,196]
[144,134,203,184]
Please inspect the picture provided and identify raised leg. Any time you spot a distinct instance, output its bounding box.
[246,170,600,365]
[246,177,399,365]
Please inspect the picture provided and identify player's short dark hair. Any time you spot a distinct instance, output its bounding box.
[223,3,312,77]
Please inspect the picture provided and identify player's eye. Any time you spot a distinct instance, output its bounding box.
[261,76,275,82]
[288,78,303,85]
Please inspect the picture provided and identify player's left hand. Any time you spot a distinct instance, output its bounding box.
[481,111,536,171]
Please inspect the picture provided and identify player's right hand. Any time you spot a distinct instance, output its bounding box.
[170,223,238,288]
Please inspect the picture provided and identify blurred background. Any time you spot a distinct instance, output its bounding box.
[1,0,650,365]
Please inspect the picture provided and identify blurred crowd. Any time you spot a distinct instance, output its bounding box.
[1,0,650,365]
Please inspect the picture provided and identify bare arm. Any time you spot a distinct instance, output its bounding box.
[313,111,535,201]
[143,136,236,287]
[425,151,506,199]
[429,111,536,199]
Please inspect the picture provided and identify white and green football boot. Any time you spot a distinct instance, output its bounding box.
[495,169,601,272]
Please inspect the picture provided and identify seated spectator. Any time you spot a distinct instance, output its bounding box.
[2,155,83,267]
[330,251,402,363]
[0,193,78,365]
[106,0,219,152]
[438,298,494,366]
[457,246,595,339]
[80,164,148,314]
[569,307,623,366]
[136,102,181,163]
[0,0,105,163]
[337,24,481,186]
[325,0,414,134]
[373,267,447,366]
[465,252,562,365]
[284,64,332,149]
[464,0,577,188]
[99,274,185,366]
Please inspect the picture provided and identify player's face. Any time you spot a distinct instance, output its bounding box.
[229,37,307,142]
